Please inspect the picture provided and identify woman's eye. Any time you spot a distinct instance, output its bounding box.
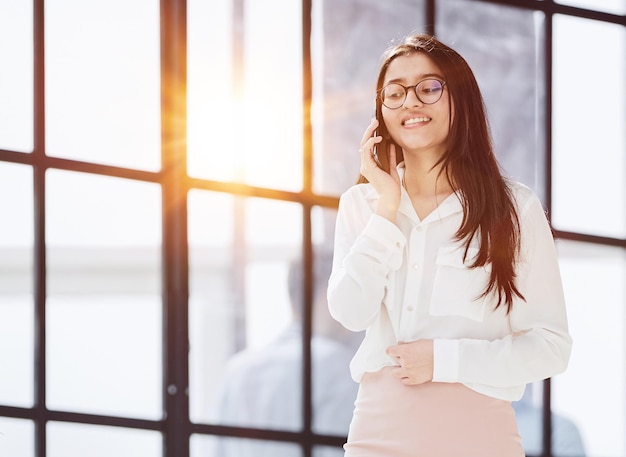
[383,84,405,99]
[420,81,443,94]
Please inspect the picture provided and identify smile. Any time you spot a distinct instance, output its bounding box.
[403,116,431,126]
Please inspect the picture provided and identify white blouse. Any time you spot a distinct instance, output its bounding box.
[327,165,572,401]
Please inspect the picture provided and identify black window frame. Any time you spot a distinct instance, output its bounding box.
[0,1,623,456]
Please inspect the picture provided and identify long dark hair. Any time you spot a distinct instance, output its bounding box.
[360,33,524,312]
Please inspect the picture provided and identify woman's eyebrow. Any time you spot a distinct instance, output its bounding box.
[385,73,444,84]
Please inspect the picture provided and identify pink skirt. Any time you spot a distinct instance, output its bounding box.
[344,367,524,457]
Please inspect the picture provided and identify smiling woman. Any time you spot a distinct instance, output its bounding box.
[187,0,303,191]
[0,1,623,457]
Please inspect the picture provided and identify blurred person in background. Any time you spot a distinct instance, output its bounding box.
[513,384,586,456]
[211,247,361,457]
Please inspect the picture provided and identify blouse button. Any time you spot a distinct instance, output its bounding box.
[407,305,414,311]
[412,264,419,270]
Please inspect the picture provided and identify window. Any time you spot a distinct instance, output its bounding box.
[0,1,623,457]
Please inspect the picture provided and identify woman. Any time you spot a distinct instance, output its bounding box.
[327,33,572,456]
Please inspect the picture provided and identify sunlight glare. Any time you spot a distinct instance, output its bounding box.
[187,0,303,191]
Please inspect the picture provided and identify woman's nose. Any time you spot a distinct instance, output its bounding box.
[403,87,424,108]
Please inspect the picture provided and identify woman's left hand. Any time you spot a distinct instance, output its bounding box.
[386,340,434,385]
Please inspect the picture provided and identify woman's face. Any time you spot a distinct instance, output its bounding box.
[380,52,452,159]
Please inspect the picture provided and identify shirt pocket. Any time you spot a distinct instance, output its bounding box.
[429,246,489,321]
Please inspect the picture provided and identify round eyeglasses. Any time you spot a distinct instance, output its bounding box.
[379,78,446,109]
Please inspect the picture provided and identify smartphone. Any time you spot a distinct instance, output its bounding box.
[372,103,382,167]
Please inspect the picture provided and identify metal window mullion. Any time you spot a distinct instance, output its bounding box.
[160,0,190,456]
[426,0,436,36]
[33,0,47,455]
[543,8,554,457]
[301,207,314,457]
[302,0,313,194]
[301,0,314,455]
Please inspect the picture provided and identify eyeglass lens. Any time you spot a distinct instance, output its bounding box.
[380,79,444,109]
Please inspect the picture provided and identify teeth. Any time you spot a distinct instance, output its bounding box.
[404,117,431,125]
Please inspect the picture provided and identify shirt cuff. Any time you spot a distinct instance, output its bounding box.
[432,339,460,383]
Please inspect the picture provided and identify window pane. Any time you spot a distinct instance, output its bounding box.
[312,1,426,196]
[513,381,587,457]
[191,434,303,457]
[552,16,626,238]
[0,1,33,152]
[437,0,547,199]
[313,445,345,457]
[0,163,34,249]
[45,0,160,170]
[48,422,162,457]
[555,0,626,15]
[187,0,234,180]
[554,240,626,457]
[188,191,303,431]
[0,163,34,407]
[188,191,236,424]
[241,0,302,190]
[0,295,33,407]
[46,170,162,419]
[187,0,303,191]
[311,207,360,438]
[0,418,34,457]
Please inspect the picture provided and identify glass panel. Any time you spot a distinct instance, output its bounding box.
[191,434,302,457]
[312,1,426,196]
[187,0,234,180]
[555,0,626,15]
[310,207,360,437]
[188,191,303,429]
[553,240,626,457]
[0,162,33,245]
[0,1,33,152]
[552,16,626,238]
[0,418,35,457]
[240,0,302,190]
[47,422,162,457]
[188,191,236,424]
[313,445,345,457]
[187,0,303,191]
[0,163,34,407]
[0,295,33,407]
[512,381,587,457]
[513,381,544,457]
[46,170,162,419]
[45,0,160,171]
[437,0,547,199]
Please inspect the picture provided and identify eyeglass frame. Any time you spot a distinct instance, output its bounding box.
[378,78,447,109]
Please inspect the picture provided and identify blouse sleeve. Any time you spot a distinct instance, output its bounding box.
[327,188,406,332]
[433,190,572,387]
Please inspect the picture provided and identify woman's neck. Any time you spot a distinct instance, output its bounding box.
[402,153,453,198]
[401,153,454,220]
